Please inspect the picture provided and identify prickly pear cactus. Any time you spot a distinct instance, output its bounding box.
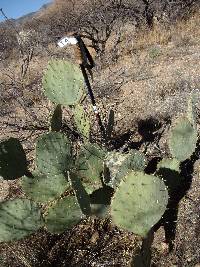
[157,158,180,173]
[111,171,168,237]
[168,117,197,161]
[42,60,85,106]
[128,149,147,171]
[21,172,69,203]
[50,104,62,132]
[105,150,147,188]
[72,104,90,139]
[36,132,73,175]
[0,199,44,242]
[0,138,27,180]
[75,143,106,192]
[69,173,91,215]
[44,196,83,234]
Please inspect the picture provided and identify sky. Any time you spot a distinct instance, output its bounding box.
[0,0,52,21]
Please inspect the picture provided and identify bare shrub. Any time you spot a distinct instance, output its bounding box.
[0,26,18,61]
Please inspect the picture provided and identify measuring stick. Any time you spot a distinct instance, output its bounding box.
[57,35,106,139]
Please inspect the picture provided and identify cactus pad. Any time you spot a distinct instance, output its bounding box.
[128,149,147,171]
[111,171,168,237]
[42,60,84,106]
[0,199,44,242]
[21,172,69,203]
[45,196,83,233]
[168,117,197,161]
[0,138,27,180]
[50,104,62,132]
[69,173,91,215]
[157,158,180,173]
[76,143,106,190]
[72,104,90,139]
[36,132,73,175]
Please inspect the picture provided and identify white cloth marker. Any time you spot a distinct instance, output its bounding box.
[57,36,78,48]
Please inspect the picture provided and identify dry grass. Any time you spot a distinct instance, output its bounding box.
[129,10,200,51]
[90,10,200,138]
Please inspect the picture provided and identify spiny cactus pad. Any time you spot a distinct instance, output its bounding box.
[168,117,197,161]
[42,60,84,106]
[157,158,180,173]
[50,104,62,132]
[69,173,91,215]
[0,138,27,180]
[72,104,90,139]
[111,171,168,237]
[0,199,44,242]
[21,172,69,203]
[76,143,106,191]
[44,196,83,233]
[128,150,147,171]
[105,150,147,188]
[36,132,72,175]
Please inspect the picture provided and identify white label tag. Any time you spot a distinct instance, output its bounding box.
[57,36,78,47]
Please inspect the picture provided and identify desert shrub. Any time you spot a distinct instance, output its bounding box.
[1,0,199,62]
[0,26,18,60]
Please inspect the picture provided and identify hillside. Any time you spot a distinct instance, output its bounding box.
[0,1,200,266]
[0,3,52,27]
